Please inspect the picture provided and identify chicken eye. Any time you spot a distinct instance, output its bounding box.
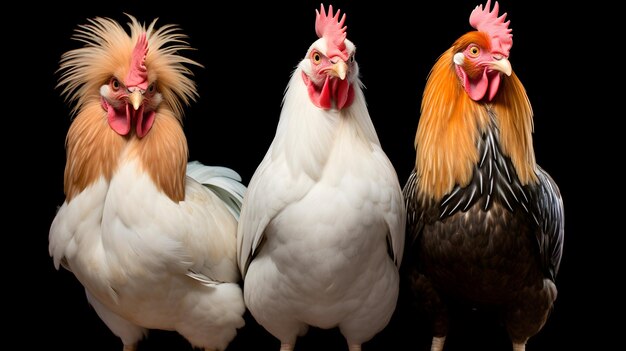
[349,54,355,63]
[312,51,322,65]
[110,78,120,91]
[468,46,480,57]
[147,83,155,93]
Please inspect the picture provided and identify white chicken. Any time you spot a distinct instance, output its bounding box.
[237,5,405,351]
[49,15,245,351]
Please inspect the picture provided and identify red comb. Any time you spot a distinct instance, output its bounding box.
[469,0,512,56]
[315,4,348,61]
[126,32,149,90]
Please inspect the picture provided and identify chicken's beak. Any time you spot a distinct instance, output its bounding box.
[128,90,144,111]
[490,57,512,76]
[328,60,348,80]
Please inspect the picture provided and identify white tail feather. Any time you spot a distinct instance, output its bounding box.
[186,161,246,220]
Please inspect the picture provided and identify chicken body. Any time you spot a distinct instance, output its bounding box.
[49,16,245,351]
[403,2,564,350]
[405,117,561,349]
[237,6,405,351]
[51,160,245,350]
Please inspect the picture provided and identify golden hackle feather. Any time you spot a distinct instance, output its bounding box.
[415,31,536,201]
[58,15,201,202]
[64,103,125,201]
[492,72,537,186]
[128,109,188,202]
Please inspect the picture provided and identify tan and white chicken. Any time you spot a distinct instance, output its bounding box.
[49,15,245,351]
[237,5,405,351]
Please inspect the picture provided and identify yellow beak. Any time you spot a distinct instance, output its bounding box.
[490,57,512,76]
[128,90,144,111]
[329,60,348,80]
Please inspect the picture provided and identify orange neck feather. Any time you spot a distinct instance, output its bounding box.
[415,48,536,201]
[492,72,537,186]
[64,100,188,203]
[64,102,125,201]
[126,108,188,202]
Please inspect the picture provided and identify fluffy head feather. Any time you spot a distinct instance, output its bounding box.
[58,15,201,202]
[57,14,201,120]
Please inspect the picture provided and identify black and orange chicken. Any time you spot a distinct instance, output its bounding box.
[402,2,564,350]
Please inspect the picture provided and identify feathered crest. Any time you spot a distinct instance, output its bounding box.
[126,32,148,89]
[469,0,512,56]
[315,4,348,61]
[57,14,202,119]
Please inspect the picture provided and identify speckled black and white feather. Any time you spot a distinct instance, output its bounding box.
[404,107,564,282]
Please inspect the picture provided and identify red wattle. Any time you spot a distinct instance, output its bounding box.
[102,97,131,136]
[487,72,501,101]
[303,72,354,110]
[336,78,354,109]
[136,108,155,138]
[466,68,489,101]
[458,66,502,102]
[319,76,332,109]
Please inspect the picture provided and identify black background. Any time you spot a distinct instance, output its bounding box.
[13,1,606,350]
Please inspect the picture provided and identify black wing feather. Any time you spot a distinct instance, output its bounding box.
[404,110,564,283]
[532,166,564,281]
[403,170,423,248]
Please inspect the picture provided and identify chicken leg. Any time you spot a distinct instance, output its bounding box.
[431,336,446,351]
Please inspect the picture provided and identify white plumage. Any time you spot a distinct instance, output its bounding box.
[50,161,246,350]
[237,5,405,351]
